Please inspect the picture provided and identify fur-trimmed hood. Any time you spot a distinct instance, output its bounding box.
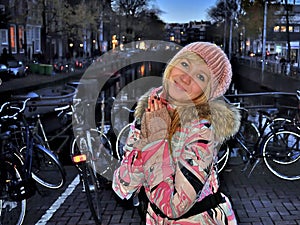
[134,88,241,143]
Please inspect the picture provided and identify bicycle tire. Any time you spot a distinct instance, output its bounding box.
[0,161,26,225]
[71,128,114,178]
[80,163,102,225]
[217,142,230,172]
[262,130,300,180]
[116,123,132,160]
[20,144,66,189]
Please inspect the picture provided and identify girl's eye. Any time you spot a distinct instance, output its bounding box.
[196,74,205,81]
[180,61,189,68]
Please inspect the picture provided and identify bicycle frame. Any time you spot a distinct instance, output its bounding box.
[32,104,74,154]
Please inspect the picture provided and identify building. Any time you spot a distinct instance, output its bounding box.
[246,2,300,65]
[0,0,41,62]
[164,20,211,46]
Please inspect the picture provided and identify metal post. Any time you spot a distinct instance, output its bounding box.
[262,0,268,72]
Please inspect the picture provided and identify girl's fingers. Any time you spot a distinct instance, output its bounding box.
[153,97,159,110]
[147,95,164,112]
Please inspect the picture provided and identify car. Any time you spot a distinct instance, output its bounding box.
[0,64,14,81]
[7,60,29,77]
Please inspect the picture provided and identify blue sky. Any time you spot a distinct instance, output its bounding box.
[154,0,217,23]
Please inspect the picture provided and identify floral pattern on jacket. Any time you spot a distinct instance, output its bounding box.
[112,88,241,225]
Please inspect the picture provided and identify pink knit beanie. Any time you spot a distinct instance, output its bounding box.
[178,42,232,99]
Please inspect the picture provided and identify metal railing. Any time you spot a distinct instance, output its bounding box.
[236,56,300,79]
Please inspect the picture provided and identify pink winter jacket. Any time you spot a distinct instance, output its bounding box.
[113,89,241,225]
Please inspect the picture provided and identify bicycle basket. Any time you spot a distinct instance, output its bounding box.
[8,177,36,201]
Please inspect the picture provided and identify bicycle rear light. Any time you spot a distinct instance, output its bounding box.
[72,154,87,163]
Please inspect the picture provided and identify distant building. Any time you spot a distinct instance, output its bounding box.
[164,20,211,46]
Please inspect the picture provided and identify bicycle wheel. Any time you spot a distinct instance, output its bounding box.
[217,142,230,172]
[263,130,300,180]
[80,163,102,225]
[0,161,26,225]
[71,128,114,179]
[20,144,66,189]
[116,123,132,160]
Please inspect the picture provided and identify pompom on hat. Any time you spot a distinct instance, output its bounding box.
[176,42,232,99]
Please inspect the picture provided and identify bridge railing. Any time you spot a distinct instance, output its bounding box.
[236,56,300,78]
[224,91,298,118]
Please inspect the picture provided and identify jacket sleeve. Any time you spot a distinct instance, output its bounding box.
[147,120,215,219]
[112,122,145,200]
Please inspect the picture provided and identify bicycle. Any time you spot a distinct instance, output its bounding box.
[0,96,66,189]
[261,90,300,180]
[218,92,300,180]
[70,92,115,225]
[0,126,27,225]
[0,96,66,225]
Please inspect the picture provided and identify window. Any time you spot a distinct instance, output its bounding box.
[34,27,40,52]
[274,26,280,32]
[294,26,300,32]
[18,25,24,53]
[280,26,286,32]
[0,29,8,44]
[289,26,293,32]
[26,25,41,53]
[10,25,16,53]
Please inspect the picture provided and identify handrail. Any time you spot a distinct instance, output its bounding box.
[224,91,298,111]
[225,91,296,98]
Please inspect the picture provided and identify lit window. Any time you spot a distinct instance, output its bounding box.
[289,26,293,32]
[280,26,286,32]
[10,25,16,53]
[273,26,280,32]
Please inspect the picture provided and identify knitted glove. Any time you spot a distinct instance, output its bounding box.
[133,106,171,151]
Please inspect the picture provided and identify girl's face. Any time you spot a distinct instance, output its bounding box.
[166,57,210,103]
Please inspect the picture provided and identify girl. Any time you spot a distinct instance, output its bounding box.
[113,42,241,224]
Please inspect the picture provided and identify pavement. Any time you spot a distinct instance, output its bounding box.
[1,71,300,225]
[23,162,300,225]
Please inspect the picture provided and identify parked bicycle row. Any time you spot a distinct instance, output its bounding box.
[219,90,300,180]
[1,85,299,225]
[0,95,66,225]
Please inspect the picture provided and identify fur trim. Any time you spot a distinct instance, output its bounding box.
[209,100,241,142]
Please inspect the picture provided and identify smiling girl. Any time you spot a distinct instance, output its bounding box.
[113,42,241,225]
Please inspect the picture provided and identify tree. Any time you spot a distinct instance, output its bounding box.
[207,0,239,54]
[111,0,164,43]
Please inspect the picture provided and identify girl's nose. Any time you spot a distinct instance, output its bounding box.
[180,73,191,84]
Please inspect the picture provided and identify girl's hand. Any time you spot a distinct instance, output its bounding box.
[147,95,164,112]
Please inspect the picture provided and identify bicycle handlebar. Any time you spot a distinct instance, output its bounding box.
[0,98,31,119]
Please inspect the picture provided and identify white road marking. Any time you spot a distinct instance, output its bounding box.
[35,175,80,225]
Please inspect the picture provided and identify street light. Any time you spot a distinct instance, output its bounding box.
[262,0,268,72]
